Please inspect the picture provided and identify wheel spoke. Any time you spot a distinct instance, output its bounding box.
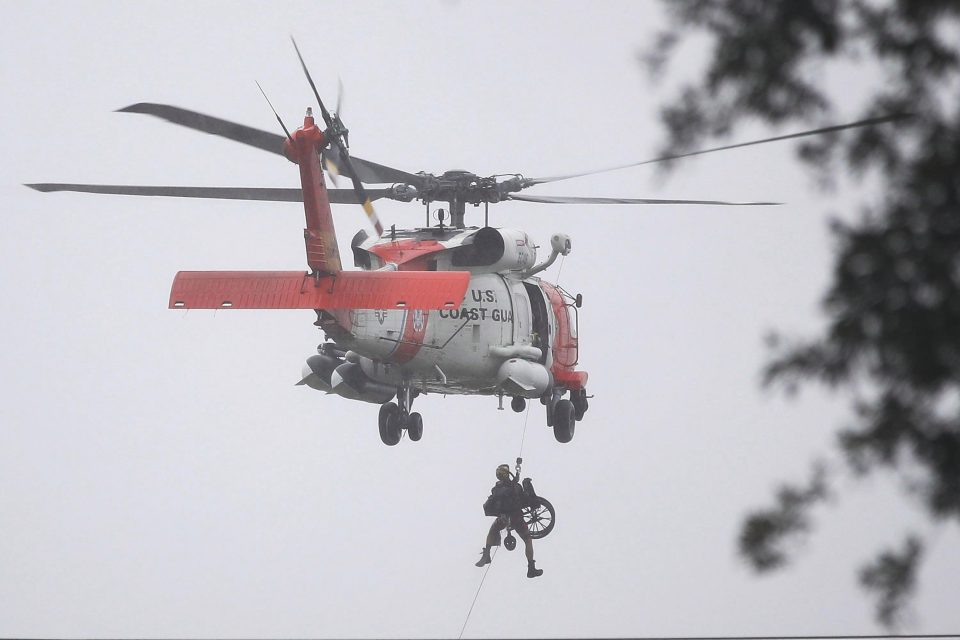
[523,500,554,539]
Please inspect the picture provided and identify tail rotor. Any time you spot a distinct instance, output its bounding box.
[291,37,383,236]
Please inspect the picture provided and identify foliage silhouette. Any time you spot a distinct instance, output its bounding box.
[649,0,960,629]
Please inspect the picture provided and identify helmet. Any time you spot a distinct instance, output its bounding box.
[496,464,511,480]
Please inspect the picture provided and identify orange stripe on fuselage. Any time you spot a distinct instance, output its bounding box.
[369,239,444,270]
[388,309,429,364]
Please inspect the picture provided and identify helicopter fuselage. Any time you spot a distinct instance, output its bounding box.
[300,227,587,406]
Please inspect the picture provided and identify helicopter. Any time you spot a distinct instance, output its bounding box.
[26,41,909,446]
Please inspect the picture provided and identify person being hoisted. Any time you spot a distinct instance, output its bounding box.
[475,463,543,578]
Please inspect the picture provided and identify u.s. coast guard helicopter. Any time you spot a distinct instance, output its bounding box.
[27,41,906,445]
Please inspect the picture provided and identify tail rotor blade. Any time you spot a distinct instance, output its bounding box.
[341,156,383,236]
[290,37,384,236]
[323,154,342,187]
[336,76,344,118]
[361,198,383,236]
[290,36,334,128]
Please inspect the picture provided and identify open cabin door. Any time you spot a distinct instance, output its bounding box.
[523,281,550,365]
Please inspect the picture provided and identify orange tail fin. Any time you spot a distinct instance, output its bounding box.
[283,111,341,275]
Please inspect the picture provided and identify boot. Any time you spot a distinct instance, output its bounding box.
[527,560,543,578]
[475,547,492,567]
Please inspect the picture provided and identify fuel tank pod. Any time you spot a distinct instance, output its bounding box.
[298,353,341,392]
[329,362,397,404]
[299,355,396,404]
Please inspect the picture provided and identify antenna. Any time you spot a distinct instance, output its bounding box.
[255,81,293,143]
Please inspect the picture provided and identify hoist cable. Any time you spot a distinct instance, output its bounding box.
[518,401,531,460]
[458,546,498,639]
[614,636,960,640]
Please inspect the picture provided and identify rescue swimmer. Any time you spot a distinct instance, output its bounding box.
[476,463,543,578]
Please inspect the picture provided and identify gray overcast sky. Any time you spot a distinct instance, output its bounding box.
[2,1,958,638]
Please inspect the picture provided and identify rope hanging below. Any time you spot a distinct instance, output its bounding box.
[458,546,498,639]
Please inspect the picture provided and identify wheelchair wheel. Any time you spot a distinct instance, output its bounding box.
[522,497,555,539]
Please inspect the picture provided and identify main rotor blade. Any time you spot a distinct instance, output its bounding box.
[347,157,424,186]
[118,102,420,185]
[118,103,287,156]
[324,144,421,185]
[25,183,395,204]
[525,113,913,186]
[508,193,781,206]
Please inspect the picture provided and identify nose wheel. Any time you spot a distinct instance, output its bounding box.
[546,389,588,443]
[552,399,575,443]
[378,383,423,446]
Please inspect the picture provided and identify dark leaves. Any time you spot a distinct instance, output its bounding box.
[859,535,923,629]
[738,464,831,571]
[652,0,960,629]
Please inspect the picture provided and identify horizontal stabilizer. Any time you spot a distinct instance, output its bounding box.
[168,270,469,310]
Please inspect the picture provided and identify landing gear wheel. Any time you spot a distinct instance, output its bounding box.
[378,402,402,446]
[552,399,575,443]
[510,396,526,413]
[504,533,517,551]
[378,402,396,432]
[407,412,423,442]
[522,497,556,539]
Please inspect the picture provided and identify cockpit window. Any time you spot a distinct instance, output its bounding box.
[567,304,578,339]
